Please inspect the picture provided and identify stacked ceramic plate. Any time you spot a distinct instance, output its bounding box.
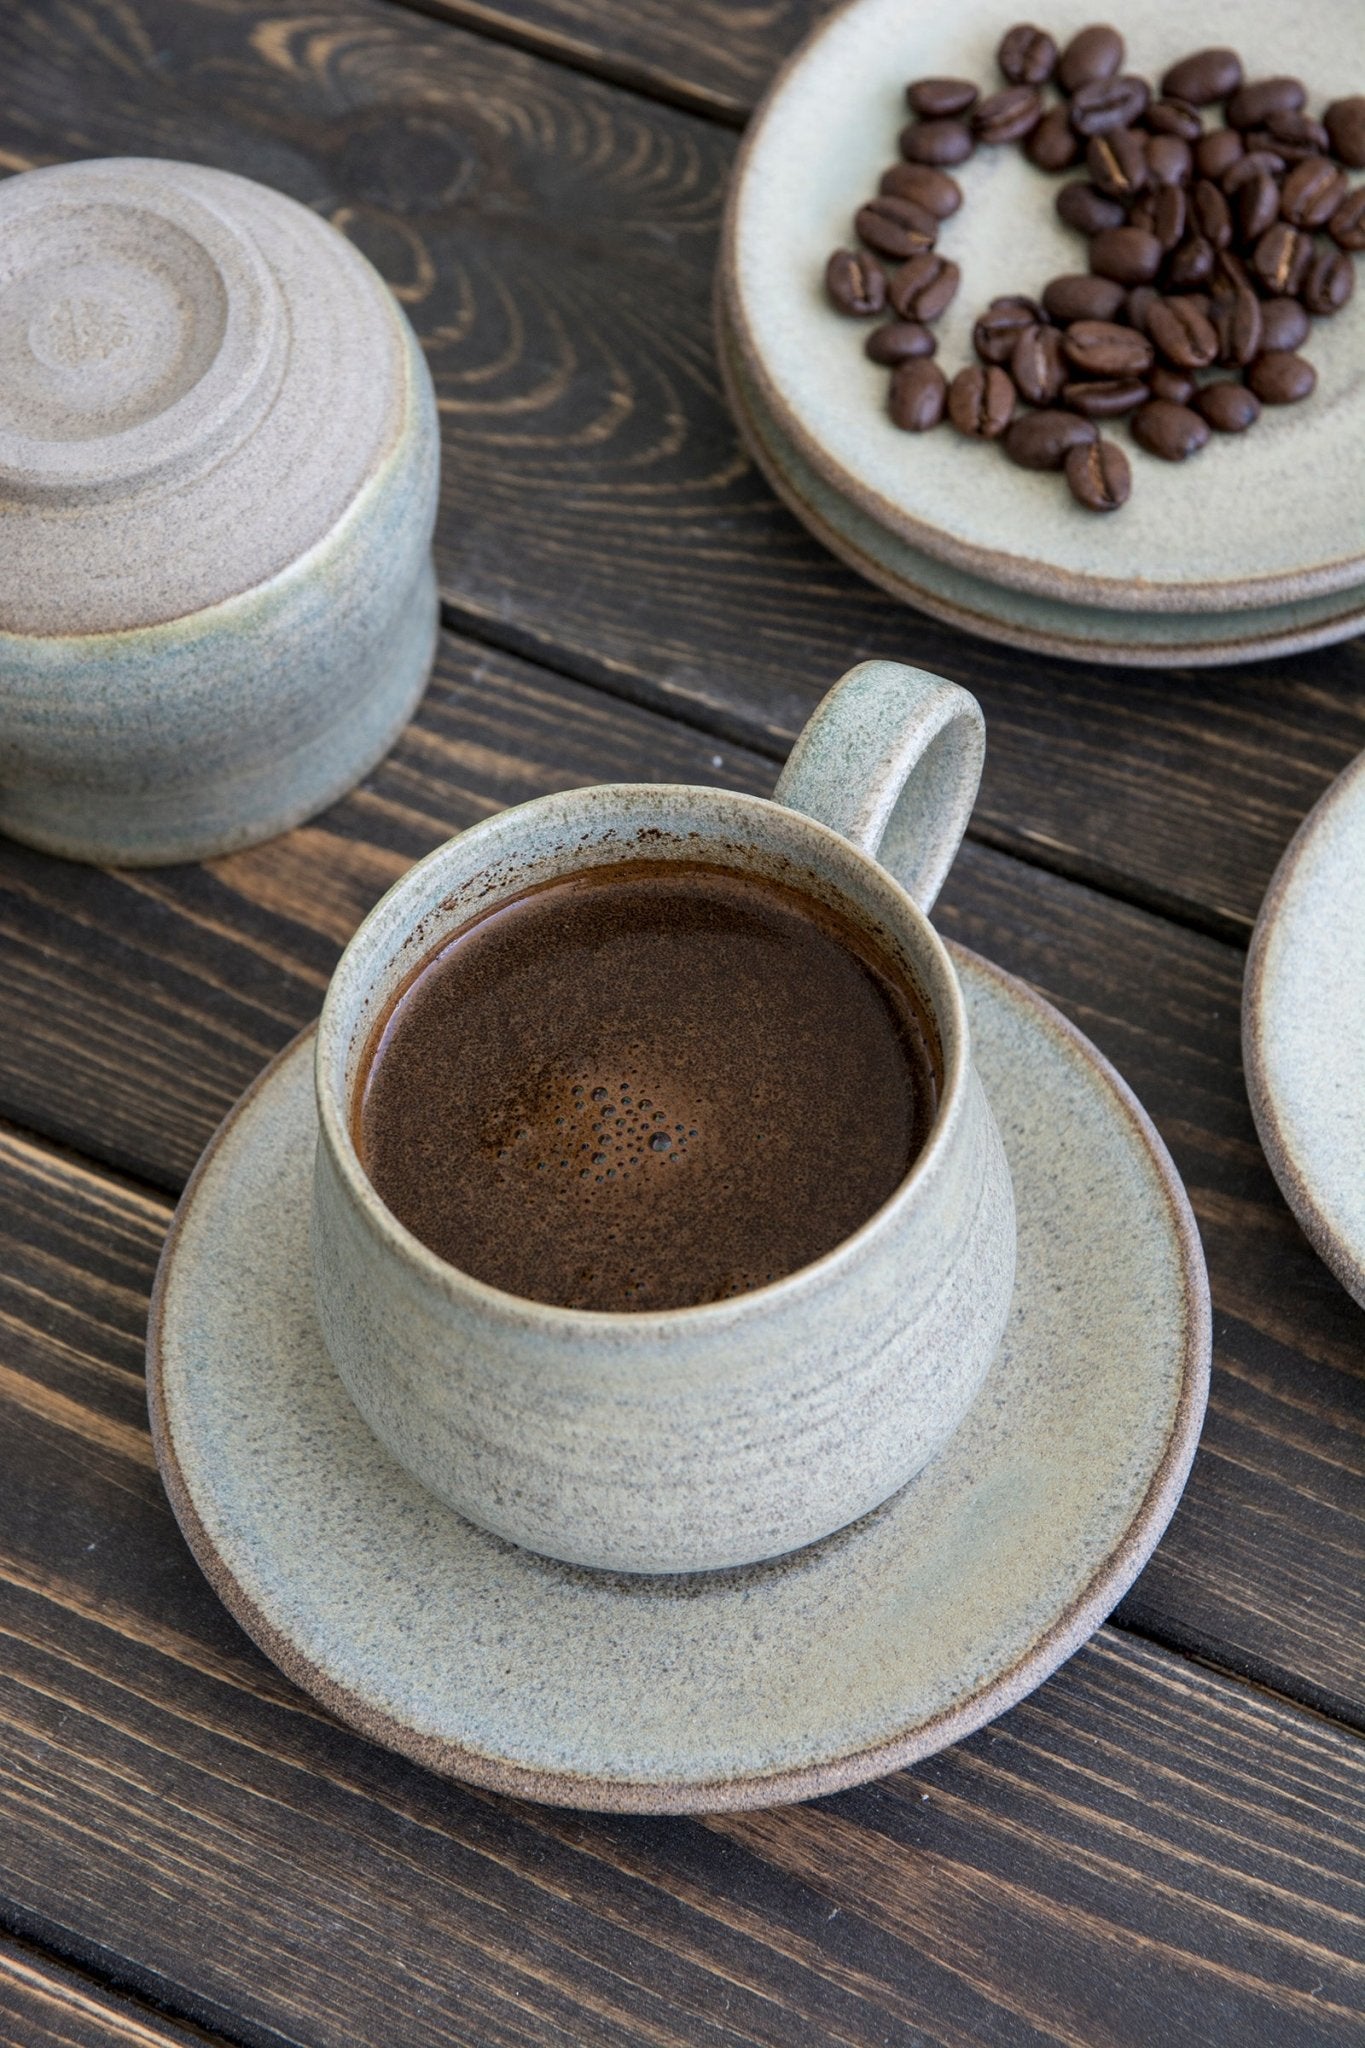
[718,0,1365,665]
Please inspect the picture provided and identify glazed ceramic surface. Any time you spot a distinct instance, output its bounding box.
[724,0,1365,613]
[718,301,1365,666]
[149,953,1210,1812]
[1244,750,1365,1307]
[311,665,1017,1575]
[0,157,439,864]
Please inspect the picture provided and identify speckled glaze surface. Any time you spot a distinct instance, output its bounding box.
[1243,749,1365,1308]
[717,303,1365,666]
[722,0,1365,614]
[311,665,1016,1574]
[148,949,1210,1813]
[0,157,439,865]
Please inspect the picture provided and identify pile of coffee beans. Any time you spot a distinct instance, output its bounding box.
[824,26,1364,512]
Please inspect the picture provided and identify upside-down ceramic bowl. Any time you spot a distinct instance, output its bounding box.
[0,156,440,866]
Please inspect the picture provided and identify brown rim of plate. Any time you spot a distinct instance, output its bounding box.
[147,953,1211,1815]
[715,292,1365,669]
[719,0,1365,616]
[1242,751,1365,1308]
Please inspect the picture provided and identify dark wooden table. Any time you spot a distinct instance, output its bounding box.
[1,4,1363,2043]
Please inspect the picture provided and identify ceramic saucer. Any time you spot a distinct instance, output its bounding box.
[718,301,1365,665]
[148,949,1210,1813]
[1244,751,1365,1308]
[722,0,1365,616]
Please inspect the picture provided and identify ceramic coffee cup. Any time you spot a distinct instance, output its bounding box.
[311,661,1016,1574]
[0,157,438,866]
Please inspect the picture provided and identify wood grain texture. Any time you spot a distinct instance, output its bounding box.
[0,1122,1361,2048]
[0,0,1362,938]
[0,1940,223,2048]
[0,628,1359,1727]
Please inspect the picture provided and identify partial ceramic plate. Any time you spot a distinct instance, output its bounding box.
[723,0,1365,614]
[719,300,1365,664]
[148,951,1210,1814]
[1243,750,1365,1307]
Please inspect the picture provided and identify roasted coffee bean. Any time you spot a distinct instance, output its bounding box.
[1065,436,1132,510]
[879,163,964,217]
[1190,179,1232,247]
[856,195,939,260]
[998,23,1057,84]
[974,85,1044,144]
[973,295,1043,362]
[1196,380,1261,431]
[1255,111,1330,160]
[1057,24,1124,94]
[1195,129,1245,179]
[1324,94,1365,167]
[1212,246,1252,297]
[1167,235,1215,288]
[1302,246,1356,316]
[1280,156,1349,226]
[1148,364,1195,403]
[1258,296,1310,350]
[1246,350,1316,403]
[1071,75,1150,135]
[1227,77,1306,129]
[1252,222,1311,295]
[1146,134,1193,187]
[1329,186,1365,251]
[1160,47,1243,105]
[1042,272,1127,322]
[1124,284,1161,331]
[1086,128,1148,196]
[865,320,937,364]
[1132,399,1210,458]
[1146,98,1203,141]
[888,252,961,321]
[947,363,1016,436]
[1222,148,1286,193]
[1149,185,1187,249]
[1146,296,1219,368]
[1089,224,1163,282]
[1003,408,1098,469]
[1062,375,1149,416]
[826,249,886,315]
[1027,106,1081,170]
[889,359,948,430]
[1210,282,1263,364]
[906,77,978,118]
[900,119,975,165]
[1063,318,1154,376]
[1011,322,1068,403]
[1236,167,1280,241]
[1056,180,1126,233]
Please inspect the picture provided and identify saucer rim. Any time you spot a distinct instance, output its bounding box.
[147,948,1210,1813]
[716,296,1365,669]
[720,0,1365,617]
[1242,751,1365,1308]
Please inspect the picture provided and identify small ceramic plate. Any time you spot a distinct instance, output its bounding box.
[1244,751,1365,1307]
[723,0,1365,614]
[719,301,1365,665]
[149,950,1209,1812]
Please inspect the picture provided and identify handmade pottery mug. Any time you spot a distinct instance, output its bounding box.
[311,661,1016,1573]
[0,157,438,866]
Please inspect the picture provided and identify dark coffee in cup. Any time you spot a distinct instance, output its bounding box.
[355,858,940,1311]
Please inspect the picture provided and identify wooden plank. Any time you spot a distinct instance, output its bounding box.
[0,630,1359,1731]
[0,1125,1361,2048]
[1,0,1362,937]
[396,0,828,121]
[0,1939,222,2048]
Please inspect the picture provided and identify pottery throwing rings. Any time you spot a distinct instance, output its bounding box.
[0,157,440,865]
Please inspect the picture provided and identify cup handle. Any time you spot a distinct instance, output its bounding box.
[773,661,984,915]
